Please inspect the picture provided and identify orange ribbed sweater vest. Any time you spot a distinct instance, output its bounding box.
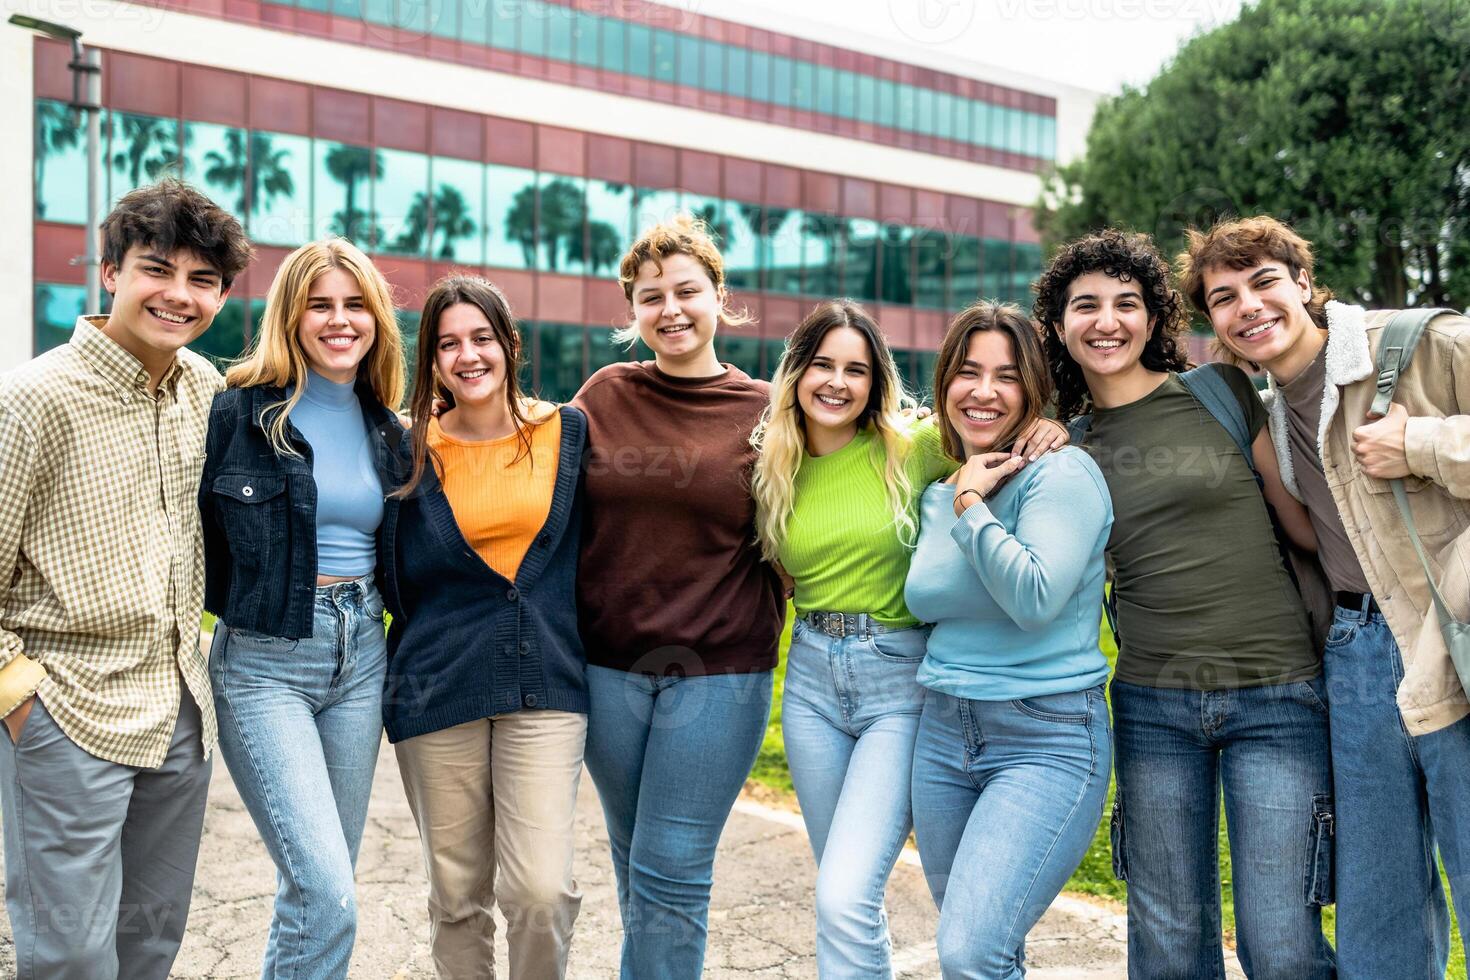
[427,408,561,581]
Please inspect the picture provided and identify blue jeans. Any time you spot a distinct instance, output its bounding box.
[782,618,927,979]
[912,686,1110,980]
[1325,602,1470,978]
[211,577,387,980]
[1111,676,1335,980]
[583,664,774,980]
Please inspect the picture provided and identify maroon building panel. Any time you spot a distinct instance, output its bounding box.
[762,296,802,340]
[431,107,484,161]
[586,277,631,330]
[724,157,762,202]
[33,39,76,102]
[486,116,536,168]
[876,305,914,350]
[249,76,311,135]
[248,245,296,297]
[374,98,429,154]
[538,127,587,177]
[912,189,947,233]
[486,268,536,320]
[913,310,946,350]
[313,87,372,145]
[678,150,722,197]
[183,66,248,128]
[1012,206,1041,245]
[633,143,678,189]
[878,184,914,228]
[35,224,87,285]
[763,165,801,210]
[537,273,586,324]
[801,171,840,214]
[106,52,180,119]
[841,178,879,222]
[586,135,634,184]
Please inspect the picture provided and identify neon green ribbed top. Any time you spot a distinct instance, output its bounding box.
[778,419,955,627]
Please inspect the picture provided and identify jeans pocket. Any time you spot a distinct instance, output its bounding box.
[1011,690,1090,724]
[865,629,927,663]
[1109,795,1129,882]
[1305,794,1335,907]
[1325,621,1358,647]
[226,624,300,652]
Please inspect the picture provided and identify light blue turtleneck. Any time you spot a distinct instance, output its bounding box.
[289,370,383,576]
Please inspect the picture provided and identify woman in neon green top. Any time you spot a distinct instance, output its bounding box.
[751,300,1065,978]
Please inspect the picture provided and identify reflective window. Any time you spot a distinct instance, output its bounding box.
[912,228,948,309]
[815,66,836,116]
[950,236,981,307]
[877,80,898,129]
[390,0,428,36]
[856,74,877,124]
[973,102,992,149]
[397,307,422,380]
[461,0,488,45]
[679,193,725,249]
[983,240,1011,301]
[600,16,626,73]
[546,4,575,62]
[585,180,633,279]
[792,60,814,112]
[108,111,181,205]
[879,224,914,306]
[427,0,456,39]
[375,148,430,256]
[842,219,880,302]
[727,46,749,99]
[33,282,85,356]
[588,326,631,374]
[486,164,537,269]
[488,0,518,50]
[572,11,598,66]
[935,91,956,141]
[1012,242,1043,304]
[954,93,972,145]
[314,141,381,243]
[519,1,546,57]
[836,69,857,121]
[626,23,652,77]
[916,88,934,137]
[538,173,587,275]
[296,0,328,14]
[913,350,938,403]
[763,207,801,296]
[761,339,786,381]
[195,297,250,366]
[183,122,249,225]
[34,100,89,225]
[750,52,772,102]
[533,323,586,402]
[429,156,484,264]
[632,188,680,237]
[801,213,844,298]
[651,30,676,82]
[895,86,916,134]
[771,56,793,107]
[715,333,762,379]
[332,0,360,16]
[700,39,723,93]
[676,35,700,86]
[362,0,390,24]
[723,202,761,293]
[248,131,311,247]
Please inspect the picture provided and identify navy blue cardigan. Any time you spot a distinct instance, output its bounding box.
[381,405,588,742]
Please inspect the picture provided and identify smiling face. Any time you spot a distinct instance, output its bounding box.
[1202,261,1315,368]
[1058,270,1154,384]
[796,325,873,444]
[297,266,377,384]
[100,245,227,365]
[944,330,1026,456]
[434,302,508,408]
[631,252,722,369]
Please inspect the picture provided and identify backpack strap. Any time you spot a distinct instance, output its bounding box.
[1371,308,1455,417]
[1066,413,1093,445]
[1178,364,1254,470]
[1065,411,1119,644]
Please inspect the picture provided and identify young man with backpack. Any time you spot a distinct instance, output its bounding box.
[0,180,252,979]
[1182,214,1470,977]
[1038,230,1335,978]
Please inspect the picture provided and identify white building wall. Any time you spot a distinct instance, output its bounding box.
[2,29,36,370]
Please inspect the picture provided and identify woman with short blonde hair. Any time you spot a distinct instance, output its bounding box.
[201,237,408,978]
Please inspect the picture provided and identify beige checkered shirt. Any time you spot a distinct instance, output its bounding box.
[0,316,222,767]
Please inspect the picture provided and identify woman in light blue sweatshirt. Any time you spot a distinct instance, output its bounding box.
[904,301,1112,979]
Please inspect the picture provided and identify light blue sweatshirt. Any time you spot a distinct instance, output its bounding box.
[904,447,1113,701]
[289,370,383,577]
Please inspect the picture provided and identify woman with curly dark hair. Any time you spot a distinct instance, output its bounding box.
[1035,230,1335,978]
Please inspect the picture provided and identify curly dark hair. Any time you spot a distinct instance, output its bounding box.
[101,179,253,288]
[1033,230,1190,422]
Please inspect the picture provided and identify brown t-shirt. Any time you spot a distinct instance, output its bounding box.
[573,361,783,676]
[1279,348,1373,594]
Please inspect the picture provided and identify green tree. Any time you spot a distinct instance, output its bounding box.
[324,144,382,243]
[35,102,80,220]
[430,184,477,259]
[572,220,623,275]
[1039,0,1470,310]
[204,130,296,218]
[111,114,179,191]
[736,204,793,290]
[504,183,539,267]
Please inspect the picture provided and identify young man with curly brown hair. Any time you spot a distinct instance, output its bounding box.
[1182,214,1470,978]
[0,179,251,979]
[1037,230,1335,978]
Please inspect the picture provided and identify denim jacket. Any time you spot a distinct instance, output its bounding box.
[200,383,408,639]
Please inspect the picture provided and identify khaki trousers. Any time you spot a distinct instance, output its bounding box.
[395,710,586,980]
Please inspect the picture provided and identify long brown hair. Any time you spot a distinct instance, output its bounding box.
[933,301,1053,461]
[395,275,534,498]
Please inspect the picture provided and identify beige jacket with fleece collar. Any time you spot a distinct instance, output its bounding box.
[1262,301,1470,735]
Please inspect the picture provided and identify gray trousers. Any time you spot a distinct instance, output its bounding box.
[0,691,211,980]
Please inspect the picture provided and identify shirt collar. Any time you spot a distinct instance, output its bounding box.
[71,316,184,402]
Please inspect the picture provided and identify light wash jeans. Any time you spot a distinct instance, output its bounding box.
[912,685,1110,980]
[1324,600,1470,979]
[782,616,927,979]
[211,576,387,980]
[583,664,774,980]
[1110,676,1336,979]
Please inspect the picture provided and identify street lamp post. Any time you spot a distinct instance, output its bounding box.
[9,16,103,313]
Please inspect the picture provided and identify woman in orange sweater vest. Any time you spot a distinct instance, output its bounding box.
[384,275,589,979]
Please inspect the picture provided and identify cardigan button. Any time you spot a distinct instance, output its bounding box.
[506,588,519,602]
[524,694,538,708]
[519,641,531,656]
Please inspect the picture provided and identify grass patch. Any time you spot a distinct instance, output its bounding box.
[752,604,1466,976]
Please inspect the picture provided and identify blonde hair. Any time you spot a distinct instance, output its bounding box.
[226,238,405,457]
[751,300,916,564]
[612,212,752,347]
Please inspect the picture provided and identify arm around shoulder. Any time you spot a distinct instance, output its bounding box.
[1403,324,1470,499]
